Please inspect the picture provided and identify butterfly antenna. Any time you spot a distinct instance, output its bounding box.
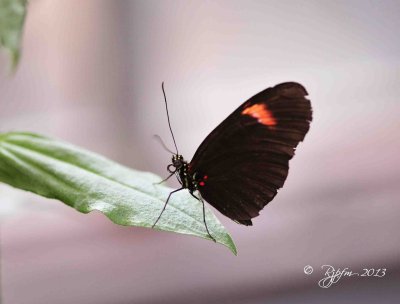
[153,134,175,154]
[162,82,179,154]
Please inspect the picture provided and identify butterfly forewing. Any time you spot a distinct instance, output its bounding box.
[189,82,312,225]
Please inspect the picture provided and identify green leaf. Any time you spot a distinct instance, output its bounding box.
[0,132,237,254]
[0,0,28,69]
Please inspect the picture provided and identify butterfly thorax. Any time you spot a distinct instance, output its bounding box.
[168,154,196,191]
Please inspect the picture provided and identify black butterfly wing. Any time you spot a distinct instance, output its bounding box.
[189,82,312,225]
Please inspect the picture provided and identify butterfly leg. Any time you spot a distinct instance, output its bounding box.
[190,192,216,243]
[152,188,184,228]
[153,164,178,185]
[153,172,175,185]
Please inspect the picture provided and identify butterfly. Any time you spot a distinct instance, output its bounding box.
[152,82,312,241]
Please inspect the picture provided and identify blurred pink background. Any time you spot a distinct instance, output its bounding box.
[1,0,399,303]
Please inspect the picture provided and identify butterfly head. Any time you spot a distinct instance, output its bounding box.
[167,154,186,173]
[172,154,184,166]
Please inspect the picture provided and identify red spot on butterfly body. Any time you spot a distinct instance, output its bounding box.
[199,181,205,187]
[241,103,276,126]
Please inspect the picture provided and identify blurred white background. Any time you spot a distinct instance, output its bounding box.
[0,0,399,303]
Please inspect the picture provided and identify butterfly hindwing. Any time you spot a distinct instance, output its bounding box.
[189,82,312,225]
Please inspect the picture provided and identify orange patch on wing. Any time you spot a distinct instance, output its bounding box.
[241,103,277,126]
